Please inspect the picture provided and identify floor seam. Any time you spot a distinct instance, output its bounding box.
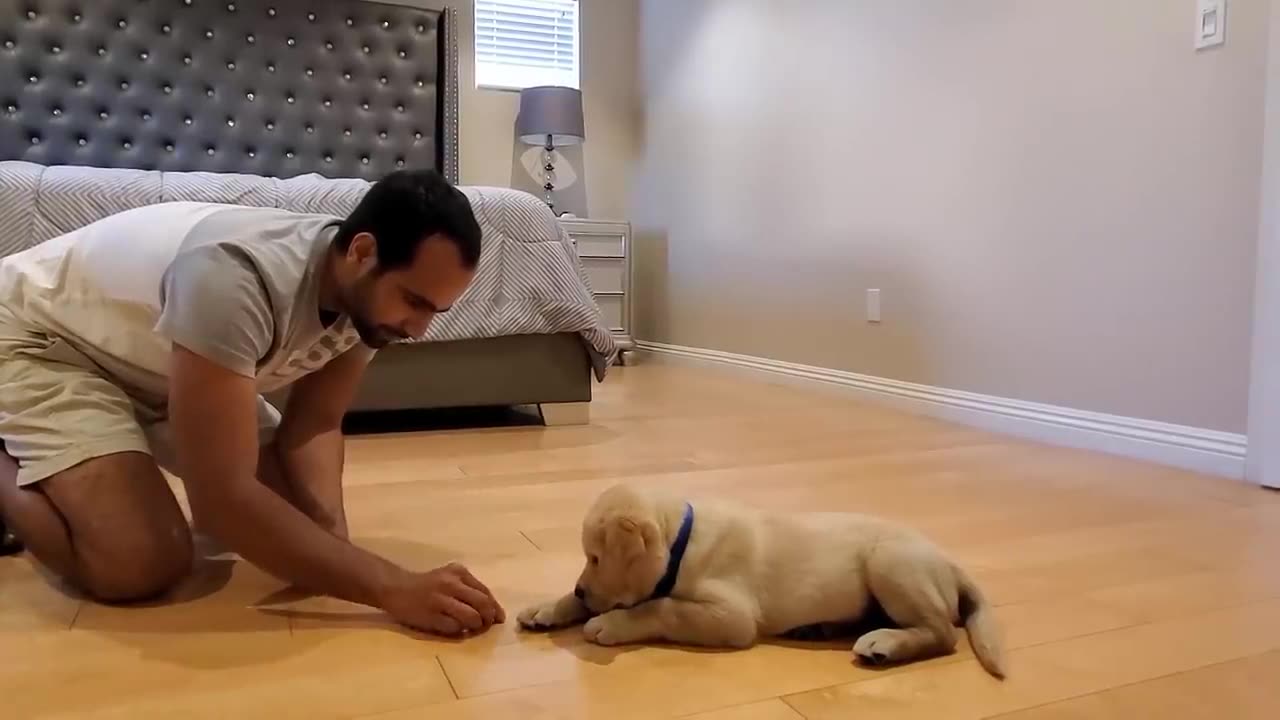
[519,530,542,551]
[679,698,805,719]
[780,695,807,718]
[67,601,84,630]
[437,656,460,700]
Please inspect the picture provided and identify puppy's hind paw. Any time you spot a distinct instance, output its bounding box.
[853,630,904,667]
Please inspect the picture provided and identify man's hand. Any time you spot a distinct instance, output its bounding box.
[380,563,506,636]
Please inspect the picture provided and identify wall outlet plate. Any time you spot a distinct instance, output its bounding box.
[866,289,882,323]
[1195,0,1227,50]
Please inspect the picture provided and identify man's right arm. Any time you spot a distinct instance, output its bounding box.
[168,343,502,634]
[168,342,400,608]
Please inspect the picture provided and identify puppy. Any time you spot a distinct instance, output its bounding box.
[518,483,1006,679]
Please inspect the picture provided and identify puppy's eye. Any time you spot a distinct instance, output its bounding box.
[589,555,599,566]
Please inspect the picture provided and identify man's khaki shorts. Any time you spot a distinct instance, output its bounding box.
[1,311,280,487]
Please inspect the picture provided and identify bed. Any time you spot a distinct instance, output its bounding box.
[0,0,617,424]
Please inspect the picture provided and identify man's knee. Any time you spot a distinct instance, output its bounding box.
[33,451,194,603]
[78,519,194,603]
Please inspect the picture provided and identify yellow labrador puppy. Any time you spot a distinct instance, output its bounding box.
[518,483,1006,678]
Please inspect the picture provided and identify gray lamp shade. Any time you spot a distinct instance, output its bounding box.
[516,85,585,146]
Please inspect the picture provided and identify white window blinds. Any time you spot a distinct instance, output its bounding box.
[474,0,580,90]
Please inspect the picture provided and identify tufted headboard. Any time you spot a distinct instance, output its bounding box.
[0,0,459,182]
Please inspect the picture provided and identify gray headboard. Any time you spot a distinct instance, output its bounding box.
[0,0,459,182]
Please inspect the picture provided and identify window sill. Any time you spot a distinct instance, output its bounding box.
[475,82,527,94]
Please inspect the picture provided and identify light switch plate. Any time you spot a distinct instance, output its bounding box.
[1196,0,1227,50]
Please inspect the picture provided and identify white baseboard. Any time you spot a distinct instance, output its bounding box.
[636,341,1248,479]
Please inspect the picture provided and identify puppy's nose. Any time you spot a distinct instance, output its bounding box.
[573,585,585,600]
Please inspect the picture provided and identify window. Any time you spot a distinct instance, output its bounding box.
[474,0,580,91]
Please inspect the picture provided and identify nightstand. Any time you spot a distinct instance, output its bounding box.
[560,218,635,358]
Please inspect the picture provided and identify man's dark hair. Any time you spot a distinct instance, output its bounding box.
[334,169,482,270]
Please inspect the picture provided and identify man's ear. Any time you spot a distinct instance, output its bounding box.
[347,232,378,268]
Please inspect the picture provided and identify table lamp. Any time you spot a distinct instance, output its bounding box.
[516,85,585,214]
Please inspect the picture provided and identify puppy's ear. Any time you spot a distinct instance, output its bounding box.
[637,518,662,554]
[604,516,658,560]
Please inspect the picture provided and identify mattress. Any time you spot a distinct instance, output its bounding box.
[0,160,618,378]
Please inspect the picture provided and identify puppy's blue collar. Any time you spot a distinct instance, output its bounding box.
[648,502,694,600]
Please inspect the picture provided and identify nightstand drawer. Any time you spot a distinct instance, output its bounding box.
[561,218,634,354]
[571,231,624,258]
[596,294,624,331]
[582,258,625,294]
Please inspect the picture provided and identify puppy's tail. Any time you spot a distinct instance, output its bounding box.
[957,568,1007,680]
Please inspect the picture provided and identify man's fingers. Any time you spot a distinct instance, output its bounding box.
[452,564,506,622]
[454,564,492,593]
[435,595,485,633]
[448,581,499,627]
[430,614,463,637]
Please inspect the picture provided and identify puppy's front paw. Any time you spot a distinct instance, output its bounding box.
[583,611,632,646]
[518,596,583,632]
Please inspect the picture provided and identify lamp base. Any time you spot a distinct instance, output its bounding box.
[542,137,557,214]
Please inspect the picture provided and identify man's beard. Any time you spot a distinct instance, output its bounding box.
[349,313,405,349]
[344,274,406,349]
[350,315,391,348]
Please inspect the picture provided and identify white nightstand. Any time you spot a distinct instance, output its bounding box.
[560,218,635,358]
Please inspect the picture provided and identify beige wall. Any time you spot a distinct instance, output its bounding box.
[633,0,1268,433]
[1249,0,1280,486]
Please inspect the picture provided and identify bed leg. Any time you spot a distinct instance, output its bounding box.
[539,402,590,426]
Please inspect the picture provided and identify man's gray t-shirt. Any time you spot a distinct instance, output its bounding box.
[0,201,370,414]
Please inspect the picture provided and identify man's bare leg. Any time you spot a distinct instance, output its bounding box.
[0,447,20,555]
[0,447,76,575]
[0,446,193,602]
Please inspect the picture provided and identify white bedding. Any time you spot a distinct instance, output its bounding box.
[0,161,618,378]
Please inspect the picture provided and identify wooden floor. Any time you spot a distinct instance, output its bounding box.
[3,361,1279,719]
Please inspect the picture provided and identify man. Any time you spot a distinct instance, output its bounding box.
[0,169,504,637]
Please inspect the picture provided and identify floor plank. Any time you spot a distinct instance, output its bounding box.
[0,551,81,632]
[986,650,1280,719]
[781,600,1280,720]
